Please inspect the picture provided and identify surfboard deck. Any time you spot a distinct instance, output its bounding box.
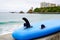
[12,20,60,40]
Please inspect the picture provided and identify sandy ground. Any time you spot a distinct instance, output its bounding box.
[0,32,60,40]
[0,33,14,40]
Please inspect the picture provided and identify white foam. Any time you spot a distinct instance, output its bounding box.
[0,24,23,36]
[0,31,12,36]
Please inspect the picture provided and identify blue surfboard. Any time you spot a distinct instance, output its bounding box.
[12,17,60,40]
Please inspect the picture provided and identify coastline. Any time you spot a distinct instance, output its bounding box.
[33,12,60,14]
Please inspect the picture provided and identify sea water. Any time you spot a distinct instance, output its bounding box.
[0,12,60,34]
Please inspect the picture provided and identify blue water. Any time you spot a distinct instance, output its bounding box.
[0,12,60,34]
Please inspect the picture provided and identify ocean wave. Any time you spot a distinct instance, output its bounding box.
[0,21,23,24]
